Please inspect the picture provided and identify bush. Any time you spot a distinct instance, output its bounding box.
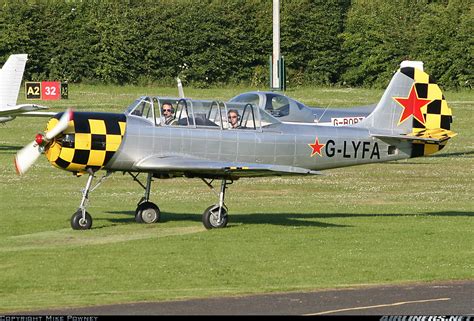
[0,0,470,88]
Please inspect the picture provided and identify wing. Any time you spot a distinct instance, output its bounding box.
[133,155,321,179]
[0,104,55,117]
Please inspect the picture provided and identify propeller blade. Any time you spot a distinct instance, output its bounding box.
[45,108,73,140]
[15,109,72,175]
[14,141,42,175]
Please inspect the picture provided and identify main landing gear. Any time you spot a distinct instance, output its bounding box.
[129,174,231,229]
[70,171,231,230]
[133,173,160,224]
[201,178,230,229]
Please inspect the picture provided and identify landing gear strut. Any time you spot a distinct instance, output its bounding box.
[202,178,230,229]
[133,172,160,224]
[70,170,111,230]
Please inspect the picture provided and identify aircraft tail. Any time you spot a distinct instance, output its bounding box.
[359,62,456,157]
[0,54,27,110]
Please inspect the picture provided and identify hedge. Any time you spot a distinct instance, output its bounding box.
[0,0,471,88]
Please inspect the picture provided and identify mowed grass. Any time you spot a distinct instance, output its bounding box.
[0,84,472,312]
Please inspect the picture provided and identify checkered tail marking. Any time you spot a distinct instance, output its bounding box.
[400,67,454,157]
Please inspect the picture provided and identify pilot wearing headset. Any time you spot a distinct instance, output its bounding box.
[162,102,175,125]
[227,109,241,129]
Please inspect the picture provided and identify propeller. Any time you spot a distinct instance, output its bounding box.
[14,109,73,175]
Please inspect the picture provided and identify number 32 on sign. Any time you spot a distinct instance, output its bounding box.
[41,81,60,100]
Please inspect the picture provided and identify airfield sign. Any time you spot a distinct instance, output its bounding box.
[25,81,68,100]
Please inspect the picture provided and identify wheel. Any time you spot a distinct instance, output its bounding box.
[135,201,160,224]
[202,204,228,229]
[71,210,93,230]
[135,207,144,223]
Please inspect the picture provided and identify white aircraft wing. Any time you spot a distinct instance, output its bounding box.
[0,104,55,117]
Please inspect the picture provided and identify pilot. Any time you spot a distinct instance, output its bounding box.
[228,109,241,129]
[162,102,175,125]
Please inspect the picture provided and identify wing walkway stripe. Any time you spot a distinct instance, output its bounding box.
[305,297,451,315]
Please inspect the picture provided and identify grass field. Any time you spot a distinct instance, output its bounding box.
[0,84,472,312]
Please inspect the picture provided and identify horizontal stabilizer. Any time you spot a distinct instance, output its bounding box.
[372,128,457,144]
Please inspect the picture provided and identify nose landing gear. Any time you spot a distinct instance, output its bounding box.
[70,169,111,230]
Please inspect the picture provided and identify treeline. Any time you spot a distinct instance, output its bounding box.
[0,0,471,88]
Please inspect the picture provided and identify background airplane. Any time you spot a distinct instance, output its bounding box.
[229,90,374,126]
[15,63,456,230]
[0,54,55,123]
[229,61,426,126]
[177,77,374,126]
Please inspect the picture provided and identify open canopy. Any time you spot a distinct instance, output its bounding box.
[125,96,280,130]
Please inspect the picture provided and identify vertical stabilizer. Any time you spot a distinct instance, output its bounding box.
[360,65,453,133]
[360,63,455,157]
[0,54,28,110]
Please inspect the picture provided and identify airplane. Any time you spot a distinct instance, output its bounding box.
[177,76,375,126]
[173,75,365,126]
[0,54,55,123]
[228,61,427,126]
[228,90,375,126]
[14,62,457,230]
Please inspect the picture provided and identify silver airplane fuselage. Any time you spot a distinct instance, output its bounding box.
[107,114,408,175]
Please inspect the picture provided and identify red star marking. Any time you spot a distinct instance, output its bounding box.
[308,137,325,157]
[393,85,432,125]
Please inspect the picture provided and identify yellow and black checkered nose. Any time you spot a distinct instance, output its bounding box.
[45,112,126,174]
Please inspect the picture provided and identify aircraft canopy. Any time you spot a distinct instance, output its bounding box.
[125,96,279,130]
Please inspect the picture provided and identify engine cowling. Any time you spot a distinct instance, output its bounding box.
[45,112,127,174]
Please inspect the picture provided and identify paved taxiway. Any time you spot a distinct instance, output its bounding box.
[12,280,473,315]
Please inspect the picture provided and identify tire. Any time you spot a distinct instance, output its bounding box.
[202,205,228,230]
[71,210,93,230]
[136,201,160,224]
[135,207,144,223]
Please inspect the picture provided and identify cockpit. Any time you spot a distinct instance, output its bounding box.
[229,91,313,122]
[230,92,310,117]
[125,96,279,130]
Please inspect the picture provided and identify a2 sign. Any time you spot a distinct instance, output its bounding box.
[25,81,68,100]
